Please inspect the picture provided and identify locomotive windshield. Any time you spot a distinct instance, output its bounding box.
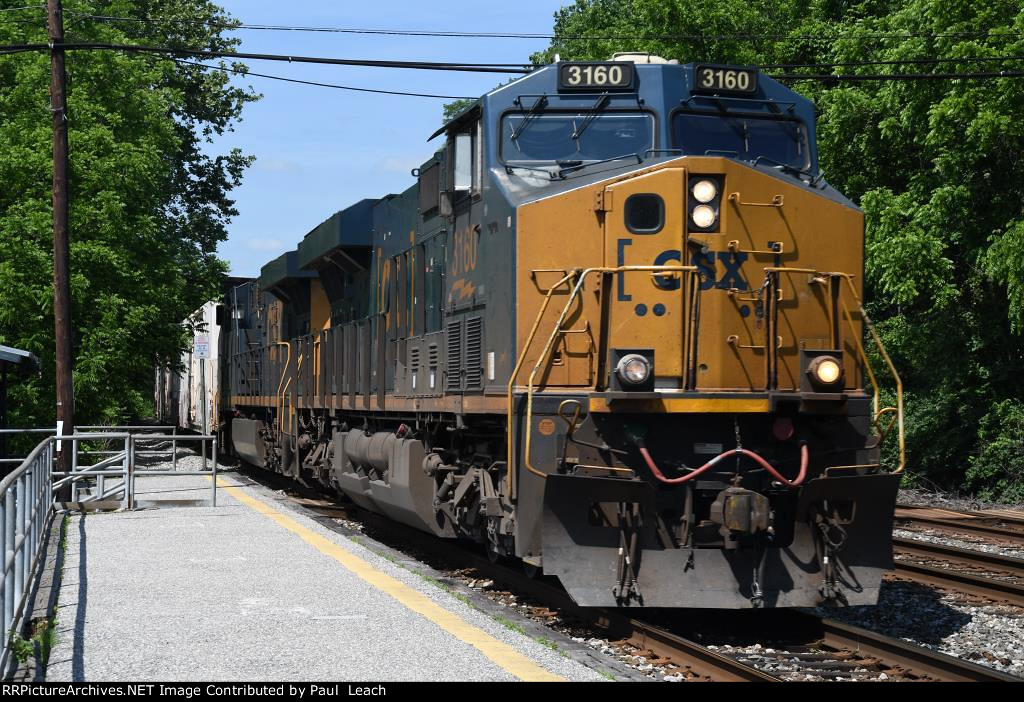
[501,113,654,164]
[672,113,810,171]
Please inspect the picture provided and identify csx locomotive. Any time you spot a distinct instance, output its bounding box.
[212,54,905,608]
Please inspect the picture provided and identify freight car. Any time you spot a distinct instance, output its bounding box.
[206,54,905,608]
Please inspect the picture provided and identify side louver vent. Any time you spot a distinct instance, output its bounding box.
[464,316,483,391]
[445,319,462,392]
[428,343,439,391]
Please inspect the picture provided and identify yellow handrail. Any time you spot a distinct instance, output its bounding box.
[767,267,904,473]
[505,269,578,496]
[274,341,291,436]
[505,263,905,501]
[506,265,697,496]
[840,274,905,473]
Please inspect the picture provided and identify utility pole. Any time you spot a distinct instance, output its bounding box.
[48,0,74,498]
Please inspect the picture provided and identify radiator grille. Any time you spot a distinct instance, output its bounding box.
[445,319,462,392]
[464,316,483,391]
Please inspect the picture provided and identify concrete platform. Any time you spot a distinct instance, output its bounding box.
[46,472,607,682]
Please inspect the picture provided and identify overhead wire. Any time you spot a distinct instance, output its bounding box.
[157,54,477,99]
[58,11,1024,43]
[1,41,1024,87]
[0,42,534,72]
[772,70,1024,81]
[762,55,1024,70]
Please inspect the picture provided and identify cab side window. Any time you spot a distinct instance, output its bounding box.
[450,121,482,198]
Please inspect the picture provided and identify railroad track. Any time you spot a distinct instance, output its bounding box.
[891,537,1024,606]
[895,505,1024,542]
[231,466,1020,682]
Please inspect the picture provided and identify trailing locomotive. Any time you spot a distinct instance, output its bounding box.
[212,54,905,608]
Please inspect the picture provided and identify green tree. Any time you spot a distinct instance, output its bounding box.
[442,98,476,123]
[533,0,1024,500]
[0,1,258,430]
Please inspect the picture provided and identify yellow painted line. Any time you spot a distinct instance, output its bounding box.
[589,397,772,413]
[216,478,565,682]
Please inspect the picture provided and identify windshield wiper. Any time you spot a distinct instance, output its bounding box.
[510,95,548,143]
[558,152,643,178]
[704,149,739,157]
[505,164,559,181]
[571,92,610,142]
[751,155,818,183]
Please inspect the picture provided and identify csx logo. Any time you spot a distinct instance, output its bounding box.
[616,239,750,302]
[650,249,749,291]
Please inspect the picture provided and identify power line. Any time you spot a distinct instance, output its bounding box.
[60,11,1024,43]
[3,41,1024,85]
[0,42,534,72]
[772,70,1024,81]
[763,55,1024,70]
[158,55,476,99]
[0,4,43,12]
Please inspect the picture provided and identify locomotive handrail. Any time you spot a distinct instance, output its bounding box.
[840,274,905,474]
[508,264,905,493]
[506,269,578,497]
[764,267,905,474]
[507,265,698,497]
[274,340,291,437]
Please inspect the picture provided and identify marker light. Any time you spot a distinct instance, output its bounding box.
[691,179,718,203]
[616,354,651,385]
[691,204,717,229]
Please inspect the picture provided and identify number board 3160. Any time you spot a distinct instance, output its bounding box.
[693,65,758,94]
[558,62,635,90]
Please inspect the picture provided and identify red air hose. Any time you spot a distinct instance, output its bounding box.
[638,442,809,488]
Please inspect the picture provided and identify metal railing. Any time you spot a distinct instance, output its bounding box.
[0,425,182,467]
[1,426,221,672]
[1,436,54,675]
[50,431,219,509]
[0,428,57,466]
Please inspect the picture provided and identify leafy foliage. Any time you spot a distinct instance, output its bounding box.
[967,400,1024,503]
[441,98,476,123]
[0,1,257,429]
[533,0,1024,500]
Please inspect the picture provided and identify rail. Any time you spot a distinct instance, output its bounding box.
[507,264,905,497]
[1,426,221,672]
[0,436,53,675]
[0,426,179,467]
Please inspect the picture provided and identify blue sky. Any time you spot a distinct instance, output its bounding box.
[212,1,573,277]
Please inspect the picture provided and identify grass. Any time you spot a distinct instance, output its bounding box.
[9,513,68,669]
[493,614,526,635]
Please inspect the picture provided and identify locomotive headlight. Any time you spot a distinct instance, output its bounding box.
[691,204,717,229]
[616,354,651,386]
[691,179,717,203]
[808,356,843,387]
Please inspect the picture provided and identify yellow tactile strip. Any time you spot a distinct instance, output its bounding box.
[217,478,565,682]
